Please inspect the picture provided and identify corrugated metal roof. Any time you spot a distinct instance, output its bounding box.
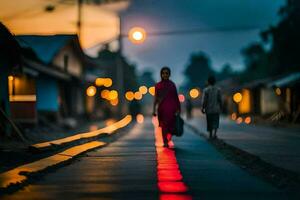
[267,72,300,87]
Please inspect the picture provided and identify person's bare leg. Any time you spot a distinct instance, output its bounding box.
[162,129,169,147]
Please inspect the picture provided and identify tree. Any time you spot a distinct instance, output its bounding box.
[139,70,156,87]
[240,43,270,81]
[184,52,214,89]
[261,0,300,74]
[217,63,235,81]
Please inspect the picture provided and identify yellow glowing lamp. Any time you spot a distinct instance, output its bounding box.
[104,78,113,87]
[139,86,148,95]
[128,27,147,44]
[8,75,14,81]
[233,92,243,103]
[134,91,142,100]
[148,86,155,96]
[86,86,97,97]
[125,91,135,101]
[189,88,200,99]
[108,90,118,100]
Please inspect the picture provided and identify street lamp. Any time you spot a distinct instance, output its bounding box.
[128,27,147,44]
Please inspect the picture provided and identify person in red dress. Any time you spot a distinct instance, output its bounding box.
[152,67,181,148]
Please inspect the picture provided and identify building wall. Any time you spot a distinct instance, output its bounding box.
[36,75,59,112]
[52,44,82,77]
[260,88,279,115]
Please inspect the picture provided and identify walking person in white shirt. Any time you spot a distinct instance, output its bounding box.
[201,76,222,139]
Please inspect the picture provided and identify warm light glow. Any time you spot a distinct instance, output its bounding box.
[9,95,36,102]
[125,91,135,101]
[8,75,14,81]
[236,117,243,124]
[238,89,251,114]
[104,78,113,87]
[233,92,243,103]
[244,116,251,124]
[275,88,281,96]
[139,85,148,95]
[178,94,185,103]
[86,86,97,97]
[154,122,190,195]
[108,90,118,100]
[105,119,116,126]
[149,86,155,96]
[101,89,110,99]
[129,27,147,44]
[134,91,142,100]
[189,88,199,99]
[32,115,132,149]
[231,113,237,120]
[95,78,104,86]
[110,98,118,106]
[136,114,144,123]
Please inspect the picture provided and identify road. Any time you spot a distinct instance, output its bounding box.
[2,118,296,200]
[188,111,300,174]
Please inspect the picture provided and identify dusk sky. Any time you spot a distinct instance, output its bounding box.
[121,0,285,83]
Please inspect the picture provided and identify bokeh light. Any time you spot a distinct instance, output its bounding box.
[149,86,155,96]
[125,91,135,101]
[108,90,118,100]
[95,78,104,86]
[189,88,200,99]
[139,85,148,95]
[134,91,142,100]
[136,114,144,123]
[178,94,185,103]
[128,27,147,44]
[233,92,243,103]
[236,117,243,124]
[110,98,118,106]
[86,86,96,97]
[244,116,251,124]
[101,89,110,99]
[8,75,14,81]
[103,78,113,87]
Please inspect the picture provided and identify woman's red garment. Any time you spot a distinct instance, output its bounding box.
[155,80,181,134]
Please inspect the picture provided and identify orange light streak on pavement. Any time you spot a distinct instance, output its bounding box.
[31,115,132,149]
[153,117,192,198]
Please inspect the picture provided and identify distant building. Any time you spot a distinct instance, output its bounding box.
[14,35,87,124]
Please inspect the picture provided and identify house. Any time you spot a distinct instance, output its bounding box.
[14,34,87,124]
[0,22,22,136]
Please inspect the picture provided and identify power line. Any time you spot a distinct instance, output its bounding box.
[120,26,261,37]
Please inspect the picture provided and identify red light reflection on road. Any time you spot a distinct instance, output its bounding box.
[153,116,192,199]
[160,194,193,200]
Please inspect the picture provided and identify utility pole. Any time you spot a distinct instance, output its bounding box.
[77,0,83,40]
[116,15,124,115]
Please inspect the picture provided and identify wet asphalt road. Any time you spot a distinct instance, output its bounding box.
[2,118,297,200]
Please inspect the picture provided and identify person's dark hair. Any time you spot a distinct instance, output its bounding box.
[160,66,171,76]
[208,75,216,85]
